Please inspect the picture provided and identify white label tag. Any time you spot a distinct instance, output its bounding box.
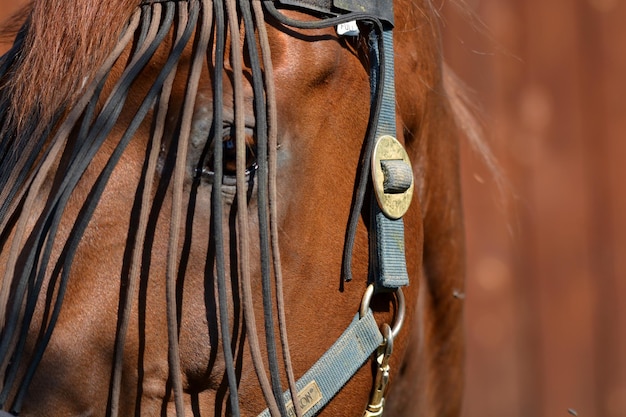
[336,20,360,36]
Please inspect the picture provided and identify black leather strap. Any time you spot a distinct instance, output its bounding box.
[275,0,393,26]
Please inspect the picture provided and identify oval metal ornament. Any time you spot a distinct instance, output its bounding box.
[371,135,414,219]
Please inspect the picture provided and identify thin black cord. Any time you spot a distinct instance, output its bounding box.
[239,0,290,415]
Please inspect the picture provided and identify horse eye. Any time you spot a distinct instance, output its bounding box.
[201,132,258,179]
[221,135,258,175]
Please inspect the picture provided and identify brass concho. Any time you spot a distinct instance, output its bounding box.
[371,135,414,219]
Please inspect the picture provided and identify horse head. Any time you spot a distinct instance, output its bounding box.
[0,0,466,415]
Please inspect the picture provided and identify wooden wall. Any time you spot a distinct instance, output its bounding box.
[0,0,624,416]
[443,0,626,416]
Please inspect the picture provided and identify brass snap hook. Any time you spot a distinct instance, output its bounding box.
[363,323,393,417]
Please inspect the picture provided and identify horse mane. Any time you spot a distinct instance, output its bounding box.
[444,65,503,184]
[0,0,142,217]
[441,0,505,191]
[2,0,138,129]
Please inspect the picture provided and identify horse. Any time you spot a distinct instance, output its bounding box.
[0,0,468,414]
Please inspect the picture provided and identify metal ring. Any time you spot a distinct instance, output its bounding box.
[359,284,406,340]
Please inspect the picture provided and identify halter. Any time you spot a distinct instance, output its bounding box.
[0,0,414,415]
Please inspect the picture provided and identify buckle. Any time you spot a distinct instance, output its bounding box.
[371,135,414,220]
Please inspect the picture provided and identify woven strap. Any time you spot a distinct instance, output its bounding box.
[369,30,409,291]
[257,310,383,417]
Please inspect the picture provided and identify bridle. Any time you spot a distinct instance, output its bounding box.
[256,1,415,416]
[0,0,415,415]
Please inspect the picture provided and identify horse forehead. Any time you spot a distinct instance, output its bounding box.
[265,18,348,83]
[191,66,255,128]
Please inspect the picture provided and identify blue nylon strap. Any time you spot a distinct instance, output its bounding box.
[370,29,410,291]
[257,310,383,417]
[371,203,410,289]
[375,31,396,137]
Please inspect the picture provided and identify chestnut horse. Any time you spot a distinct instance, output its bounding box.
[0,0,466,415]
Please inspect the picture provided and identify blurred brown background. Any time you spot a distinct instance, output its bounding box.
[443,0,626,416]
[0,0,624,416]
